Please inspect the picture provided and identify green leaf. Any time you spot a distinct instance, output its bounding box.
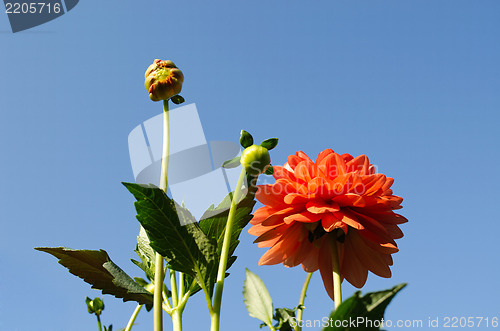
[133,277,149,287]
[322,283,407,331]
[181,188,255,297]
[260,138,279,150]
[131,227,156,280]
[265,165,274,175]
[200,189,256,269]
[35,247,153,306]
[170,95,185,104]
[240,130,254,148]
[274,307,297,330]
[123,182,217,295]
[222,156,241,169]
[243,269,274,329]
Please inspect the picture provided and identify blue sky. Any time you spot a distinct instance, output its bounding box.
[1,1,499,330]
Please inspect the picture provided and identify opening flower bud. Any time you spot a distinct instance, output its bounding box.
[144,59,184,102]
[240,145,271,175]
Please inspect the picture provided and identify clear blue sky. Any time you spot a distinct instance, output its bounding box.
[1,1,499,330]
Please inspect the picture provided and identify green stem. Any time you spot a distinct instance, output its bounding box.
[154,99,171,331]
[162,288,172,314]
[170,270,179,307]
[171,309,183,331]
[124,304,143,331]
[96,314,102,331]
[154,254,165,331]
[160,96,171,191]
[330,240,342,309]
[295,272,313,331]
[210,169,246,331]
[178,272,185,300]
[169,269,185,331]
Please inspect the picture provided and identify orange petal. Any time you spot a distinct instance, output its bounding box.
[348,230,392,278]
[251,206,275,225]
[321,212,348,233]
[253,223,291,243]
[258,223,303,265]
[284,211,322,224]
[358,229,399,254]
[294,161,314,183]
[341,238,369,288]
[333,209,364,230]
[301,244,321,272]
[256,185,287,207]
[284,193,310,205]
[262,206,302,226]
[306,200,340,214]
[316,149,335,164]
[333,193,366,207]
[318,238,335,300]
[346,155,370,175]
[362,174,387,196]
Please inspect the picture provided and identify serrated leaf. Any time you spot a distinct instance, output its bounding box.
[265,165,274,175]
[222,156,241,169]
[322,283,407,331]
[35,247,153,306]
[243,269,274,329]
[199,189,256,287]
[260,138,279,150]
[240,130,254,148]
[132,227,156,280]
[123,182,217,295]
[171,95,185,104]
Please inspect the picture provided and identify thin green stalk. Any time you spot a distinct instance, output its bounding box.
[211,169,247,331]
[170,270,179,307]
[154,100,171,331]
[159,96,171,191]
[169,270,186,331]
[162,289,172,314]
[96,314,102,331]
[330,240,342,309]
[295,272,313,331]
[124,304,143,331]
[178,272,185,300]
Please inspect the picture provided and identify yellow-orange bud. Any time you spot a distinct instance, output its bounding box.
[144,59,184,102]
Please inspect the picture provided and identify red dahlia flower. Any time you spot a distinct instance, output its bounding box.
[248,149,407,299]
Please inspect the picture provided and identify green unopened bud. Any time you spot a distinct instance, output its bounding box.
[145,59,184,102]
[85,297,105,316]
[240,145,271,175]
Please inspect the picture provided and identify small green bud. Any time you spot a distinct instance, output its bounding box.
[85,297,105,316]
[145,59,184,102]
[240,145,271,175]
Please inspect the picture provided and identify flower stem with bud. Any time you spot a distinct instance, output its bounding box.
[153,99,172,331]
[211,169,247,331]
